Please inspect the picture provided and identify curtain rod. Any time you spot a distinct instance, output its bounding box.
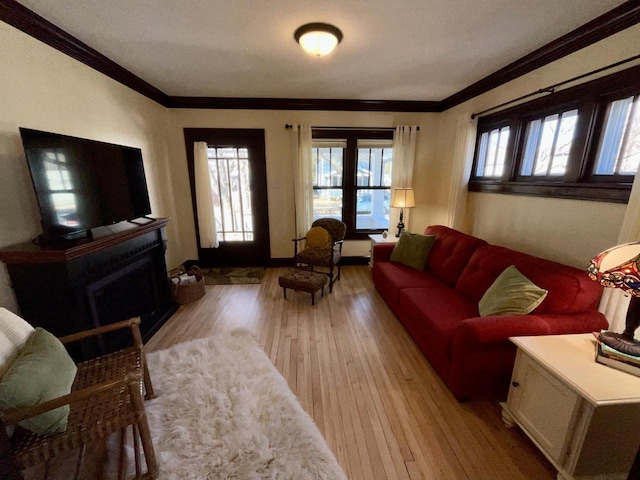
[284,125,419,131]
[471,53,640,119]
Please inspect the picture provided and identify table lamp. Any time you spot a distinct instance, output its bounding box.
[390,188,415,237]
[587,241,640,356]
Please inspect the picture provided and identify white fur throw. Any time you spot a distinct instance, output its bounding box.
[111,329,347,479]
[0,308,35,378]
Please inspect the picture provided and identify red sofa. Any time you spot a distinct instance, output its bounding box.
[372,225,608,399]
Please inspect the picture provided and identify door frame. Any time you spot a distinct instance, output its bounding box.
[184,128,270,267]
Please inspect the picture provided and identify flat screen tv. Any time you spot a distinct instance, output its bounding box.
[19,128,152,241]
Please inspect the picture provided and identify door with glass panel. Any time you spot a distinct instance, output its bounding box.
[184,129,270,267]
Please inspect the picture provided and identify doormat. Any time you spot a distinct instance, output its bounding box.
[201,267,266,285]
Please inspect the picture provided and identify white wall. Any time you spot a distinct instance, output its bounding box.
[0,22,179,311]
[429,24,640,268]
[166,109,438,260]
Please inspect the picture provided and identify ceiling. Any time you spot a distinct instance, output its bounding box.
[16,0,629,102]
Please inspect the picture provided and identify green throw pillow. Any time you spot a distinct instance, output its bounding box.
[389,232,436,270]
[479,265,548,316]
[0,328,77,434]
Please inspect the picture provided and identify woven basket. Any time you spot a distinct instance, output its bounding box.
[169,265,205,304]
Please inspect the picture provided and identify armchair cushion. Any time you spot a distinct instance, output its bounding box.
[306,226,333,249]
[0,328,77,434]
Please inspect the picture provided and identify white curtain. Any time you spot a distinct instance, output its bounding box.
[194,141,219,248]
[391,126,418,231]
[290,124,314,238]
[446,112,478,230]
[599,175,640,333]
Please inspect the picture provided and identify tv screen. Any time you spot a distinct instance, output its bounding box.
[19,128,152,239]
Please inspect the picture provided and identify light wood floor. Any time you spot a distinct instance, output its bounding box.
[142,266,555,480]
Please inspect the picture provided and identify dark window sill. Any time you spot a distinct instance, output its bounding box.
[468,180,631,203]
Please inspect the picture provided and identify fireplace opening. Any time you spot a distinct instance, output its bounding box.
[86,256,160,355]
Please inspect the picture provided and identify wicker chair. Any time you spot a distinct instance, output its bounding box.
[293,218,347,292]
[0,317,157,480]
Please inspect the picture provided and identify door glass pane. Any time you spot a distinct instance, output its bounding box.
[356,188,390,230]
[313,189,342,221]
[207,147,254,242]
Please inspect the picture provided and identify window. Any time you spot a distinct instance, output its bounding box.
[475,126,510,178]
[312,129,393,239]
[469,65,640,203]
[520,109,578,178]
[594,95,640,177]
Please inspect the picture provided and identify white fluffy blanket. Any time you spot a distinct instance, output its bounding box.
[110,329,347,480]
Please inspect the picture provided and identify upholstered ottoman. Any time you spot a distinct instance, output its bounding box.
[278,269,328,305]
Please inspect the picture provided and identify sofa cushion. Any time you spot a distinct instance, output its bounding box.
[399,288,479,359]
[479,266,548,316]
[390,232,436,270]
[424,226,487,287]
[0,328,77,434]
[456,245,602,315]
[374,262,447,304]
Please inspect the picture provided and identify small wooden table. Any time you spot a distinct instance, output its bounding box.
[368,233,398,267]
[501,334,640,480]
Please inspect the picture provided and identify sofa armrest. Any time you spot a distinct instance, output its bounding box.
[372,243,396,263]
[453,310,608,348]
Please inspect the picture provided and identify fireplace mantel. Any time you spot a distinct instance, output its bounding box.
[0,218,176,360]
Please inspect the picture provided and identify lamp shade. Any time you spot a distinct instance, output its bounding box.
[294,23,343,57]
[587,241,640,295]
[390,188,415,209]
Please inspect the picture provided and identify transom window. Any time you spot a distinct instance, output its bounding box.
[475,126,510,178]
[594,95,640,176]
[469,65,640,203]
[521,109,578,177]
[312,129,393,239]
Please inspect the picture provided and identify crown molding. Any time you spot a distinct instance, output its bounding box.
[1,0,639,113]
[166,96,439,112]
[439,0,640,111]
[0,0,169,106]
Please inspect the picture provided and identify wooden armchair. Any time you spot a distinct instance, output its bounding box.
[293,218,347,292]
[0,317,157,480]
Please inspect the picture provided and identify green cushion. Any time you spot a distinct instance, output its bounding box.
[479,265,548,316]
[0,328,77,434]
[389,232,436,270]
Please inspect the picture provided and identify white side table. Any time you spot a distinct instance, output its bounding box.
[368,233,398,267]
[501,334,640,480]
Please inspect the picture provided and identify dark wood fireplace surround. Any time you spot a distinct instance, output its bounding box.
[0,218,176,360]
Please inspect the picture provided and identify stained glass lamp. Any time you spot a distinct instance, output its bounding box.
[587,241,640,356]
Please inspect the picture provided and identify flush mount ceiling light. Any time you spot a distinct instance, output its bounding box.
[294,23,343,57]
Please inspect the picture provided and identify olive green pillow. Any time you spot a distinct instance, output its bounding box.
[479,265,548,316]
[0,328,77,434]
[389,232,436,270]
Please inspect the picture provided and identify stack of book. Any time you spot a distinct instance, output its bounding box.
[595,331,640,377]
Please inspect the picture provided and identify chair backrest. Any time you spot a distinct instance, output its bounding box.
[312,218,347,244]
[0,308,35,378]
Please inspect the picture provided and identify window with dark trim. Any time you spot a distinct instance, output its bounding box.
[469,65,640,203]
[312,129,394,240]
